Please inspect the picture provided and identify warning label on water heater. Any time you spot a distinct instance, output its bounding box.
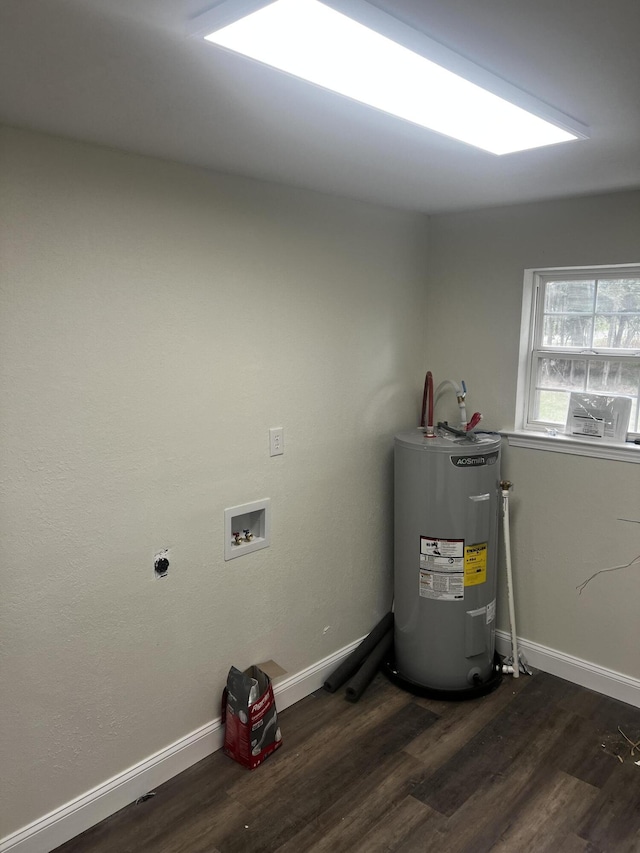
[419,536,465,600]
[464,542,487,586]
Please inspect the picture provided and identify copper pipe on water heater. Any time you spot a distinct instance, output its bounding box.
[420,371,434,436]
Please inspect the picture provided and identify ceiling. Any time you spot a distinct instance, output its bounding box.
[1,0,639,213]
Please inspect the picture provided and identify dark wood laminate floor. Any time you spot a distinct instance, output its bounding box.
[53,671,640,853]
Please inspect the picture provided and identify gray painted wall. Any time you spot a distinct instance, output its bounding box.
[0,127,429,835]
[426,191,640,680]
[2,125,639,841]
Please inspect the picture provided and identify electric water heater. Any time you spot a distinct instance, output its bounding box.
[392,430,502,696]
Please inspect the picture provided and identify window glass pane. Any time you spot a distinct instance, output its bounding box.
[542,315,593,348]
[536,357,586,390]
[593,314,640,349]
[544,280,594,313]
[596,279,640,312]
[524,269,640,438]
[534,389,570,424]
[587,359,640,398]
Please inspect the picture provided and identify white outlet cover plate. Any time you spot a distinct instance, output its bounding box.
[269,427,284,456]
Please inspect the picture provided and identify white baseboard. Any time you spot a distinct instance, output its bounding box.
[0,636,365,853]
[495,629,640,709]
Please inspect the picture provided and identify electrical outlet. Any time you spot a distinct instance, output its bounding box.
[269,427,284,456]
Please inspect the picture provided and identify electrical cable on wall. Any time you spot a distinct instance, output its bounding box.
[576,553,640,594]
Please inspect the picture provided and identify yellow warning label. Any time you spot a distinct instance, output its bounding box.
[464,543,487,586]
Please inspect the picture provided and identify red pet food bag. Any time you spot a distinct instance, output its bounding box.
[222,665,282,769]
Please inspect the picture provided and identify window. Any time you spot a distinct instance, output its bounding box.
[517,265,640,442]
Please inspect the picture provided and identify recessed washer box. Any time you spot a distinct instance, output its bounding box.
[224,499,271,561]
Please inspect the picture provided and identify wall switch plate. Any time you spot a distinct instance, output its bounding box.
[269,427,284,456]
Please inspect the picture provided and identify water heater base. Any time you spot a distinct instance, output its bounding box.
[382,650,503,701]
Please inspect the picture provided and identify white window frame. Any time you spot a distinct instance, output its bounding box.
[513,263,640,463]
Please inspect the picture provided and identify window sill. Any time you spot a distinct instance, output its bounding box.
[505,430,640,463]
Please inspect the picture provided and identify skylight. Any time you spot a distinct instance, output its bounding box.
[196,0,586,155]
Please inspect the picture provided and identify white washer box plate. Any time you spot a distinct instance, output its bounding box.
[224,499,271,560]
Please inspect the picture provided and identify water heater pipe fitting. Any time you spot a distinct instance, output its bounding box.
[500,480,519,678]
[421,371,435,436]
[434,379,467,430]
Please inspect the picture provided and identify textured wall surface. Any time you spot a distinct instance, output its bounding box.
[0,127,429,836]
[426,190,640,678]
[3,126,638,843]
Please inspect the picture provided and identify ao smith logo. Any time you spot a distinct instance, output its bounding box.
[451,451,499,468]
